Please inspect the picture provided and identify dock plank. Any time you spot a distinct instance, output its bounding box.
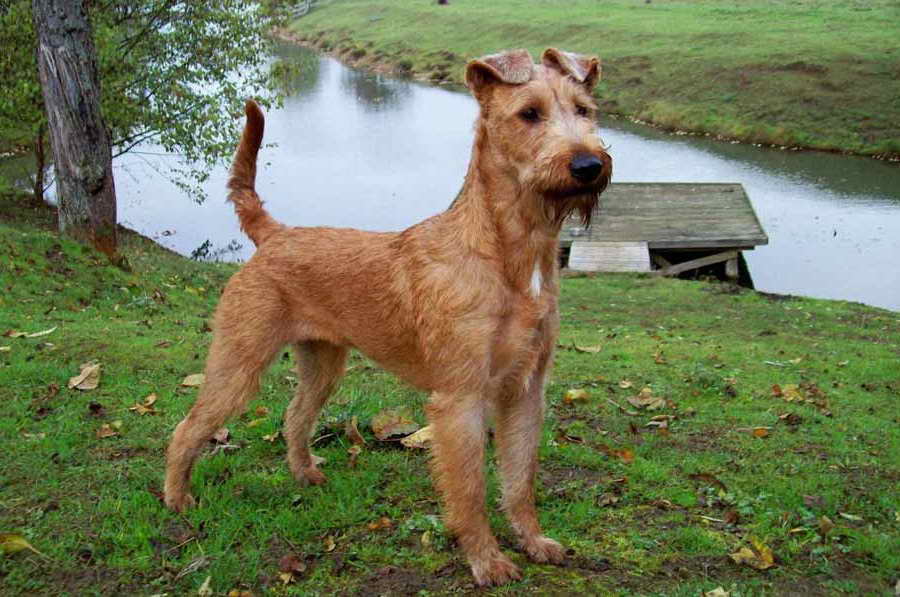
[561,183,768,250]
[568,241,650,272]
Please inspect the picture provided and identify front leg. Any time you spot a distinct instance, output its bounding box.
[426,393,521,586]
[495,346,566,565]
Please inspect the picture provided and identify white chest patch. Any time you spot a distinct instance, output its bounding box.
[530,265,543,297]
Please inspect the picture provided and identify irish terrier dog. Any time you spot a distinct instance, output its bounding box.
[164,47,611,586]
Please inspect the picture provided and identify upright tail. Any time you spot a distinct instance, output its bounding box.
[227,100,284,247]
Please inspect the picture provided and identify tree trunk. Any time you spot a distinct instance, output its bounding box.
[32,0,117,256]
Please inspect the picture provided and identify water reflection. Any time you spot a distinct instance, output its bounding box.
[4,43,899,311]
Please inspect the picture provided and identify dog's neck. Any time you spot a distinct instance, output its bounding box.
[446,121,562,295]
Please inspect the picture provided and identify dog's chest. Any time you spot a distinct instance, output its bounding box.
[489,286,553,379]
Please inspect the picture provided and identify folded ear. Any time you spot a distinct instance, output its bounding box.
[541,48,601,90]
[465,49,534,101]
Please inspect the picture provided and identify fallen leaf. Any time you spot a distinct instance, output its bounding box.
[653,351,666,365]
[345,416,366,446]
[129,393,159,416]
[227,590,254,597]
[181,373,205,387]
[626,387,666,410]
[245,418,266,428]
[618,379,633,389]
[818,515,835,536]
[347,444,362,468]
[729,537,775,570]
[400,425,433,449]
[564,388,589,404]
[323,535,336,552]
[68,362,101,391]
[752,427,770,438]
[262,431,280,443]
[0,346,10,352]
[2,330,27,338]
[278,572,295,585]
[278,553,307,576]
[803,494,825,509]
[211,428,230,444]
[26,327,57,338]
[574,344,602,354]
[421,530,433,548]
[597,493,619,507]
[254,406,270,417]
[366,517,392,531]
[370,409,418,440]
[704,588,730,597]
[96,422,121,439]
[724,509,740,525]
[0,533,44,556]
[198,575,213,597]
[839,512,863,522]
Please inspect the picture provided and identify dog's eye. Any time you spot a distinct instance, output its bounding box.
[575,105,589,117]
[519,108,540,123]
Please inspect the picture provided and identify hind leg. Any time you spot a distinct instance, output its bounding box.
[284,341,348,485]
[164,307,286,512]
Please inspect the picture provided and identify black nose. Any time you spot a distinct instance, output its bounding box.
[569,153,603,183]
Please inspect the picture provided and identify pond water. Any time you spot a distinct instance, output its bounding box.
[8,44,900,311]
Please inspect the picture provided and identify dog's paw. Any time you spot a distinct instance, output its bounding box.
[292,465,328,486]
[522,535,566,565]
[165,492,196,513]
[469,549,522,586]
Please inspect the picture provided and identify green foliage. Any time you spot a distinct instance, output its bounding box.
[0,1,284,200]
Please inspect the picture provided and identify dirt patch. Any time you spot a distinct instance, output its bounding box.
[777,61,828,75]
[347,564,464,596]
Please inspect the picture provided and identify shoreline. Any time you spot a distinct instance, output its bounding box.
[276,4,900,164]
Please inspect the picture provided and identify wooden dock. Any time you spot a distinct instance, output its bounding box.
[561,183,768,282]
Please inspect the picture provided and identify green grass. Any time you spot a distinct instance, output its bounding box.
[285,0,900,159]
[1,193,898,595]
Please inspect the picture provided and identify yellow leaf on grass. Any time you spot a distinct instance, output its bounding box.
[400,425,433,449]
[181,373,205,387]
[729,537,775,570]
[26,327,57,338]
[370,409,418,441]
[68,362,101,391]
[574,345,602,354]
[0,533,44,556]
[564,388,589,404]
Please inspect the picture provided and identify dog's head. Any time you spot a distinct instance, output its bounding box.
[466,48,612,226]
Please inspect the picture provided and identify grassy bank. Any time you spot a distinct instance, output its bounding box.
[285,0,900,160]
[1,194,898,596]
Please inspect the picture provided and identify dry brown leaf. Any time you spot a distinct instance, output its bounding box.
[227,590,254,597]
[345,416,366,446]
[818,515,835,536]
[323,536,336,552]
[254,406,270,417]
[704,588,731,597]
[246,418,266,428]
[181,373,205,387]
[400,425,433,449]
[2,330,27,338]
[347,444,362,468]
[729,537,775,570]
[211,428,230,444]
[96,421,121,439]
[564,388,589,404]
[618,379,634,389]
[129,393,159,416]
[68,362,101,391]
[366,517,393,531]
[752,427,770,438]
[0,533,44,556]
[370,409,418,441]
[627,387,666,410]
[278,553,307,576]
